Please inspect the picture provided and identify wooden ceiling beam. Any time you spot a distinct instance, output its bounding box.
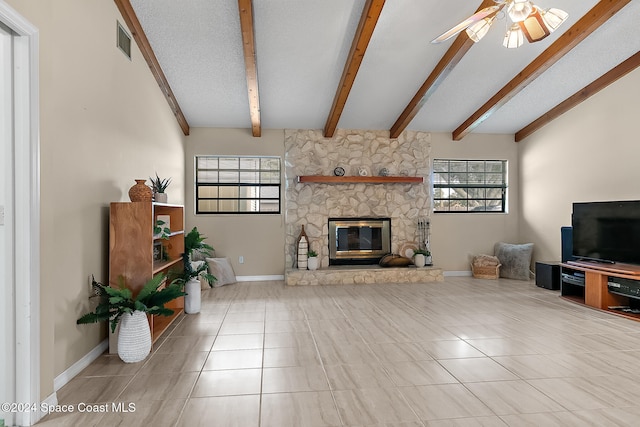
[389,0,496,139]
[324,0,386,138]
[516,51,640,142]
[453,0,632,141]
[114,0,190,135]
[238,0,261,137]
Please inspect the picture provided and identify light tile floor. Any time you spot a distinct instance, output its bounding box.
[37,276,640,426]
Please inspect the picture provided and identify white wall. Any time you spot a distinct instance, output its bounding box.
[430,133,520,271]
[518,67,640,263]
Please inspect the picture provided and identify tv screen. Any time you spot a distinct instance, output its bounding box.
[572,200,640,265]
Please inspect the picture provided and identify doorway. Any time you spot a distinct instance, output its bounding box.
[1,19,16,427]
[0,3,40,426]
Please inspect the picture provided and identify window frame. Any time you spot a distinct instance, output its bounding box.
[432,159,507,213]
[195,155,282,215]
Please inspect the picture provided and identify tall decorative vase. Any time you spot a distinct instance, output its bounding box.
[117,310,151,363]
[295,225,308,268]
[297,236,308,269]
[128,179,153,202]
[184,277,201,314]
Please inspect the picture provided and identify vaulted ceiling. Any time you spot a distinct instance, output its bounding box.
[119,0,640,141]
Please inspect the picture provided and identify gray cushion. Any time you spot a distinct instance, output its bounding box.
[205,257,237,287]
[494,242,534,280]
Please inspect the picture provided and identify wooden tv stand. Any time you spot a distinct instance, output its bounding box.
[561,260,640,321]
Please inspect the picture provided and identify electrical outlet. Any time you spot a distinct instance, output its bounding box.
[239,256,244,264]
[0,205,4,226]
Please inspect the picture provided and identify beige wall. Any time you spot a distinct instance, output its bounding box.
[430,133,520,271]
[185,128,285,276]
[518,67,640,263]
[186,129,520,275]
[6,0,186,399]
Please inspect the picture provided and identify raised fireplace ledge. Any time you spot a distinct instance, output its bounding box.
[285,266,443,286]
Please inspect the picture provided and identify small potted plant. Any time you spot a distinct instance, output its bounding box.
[174,227,217,314]
[77,273,184,363]
[307,249,319,270]
[413,249,431,268]
[149,173,171,203]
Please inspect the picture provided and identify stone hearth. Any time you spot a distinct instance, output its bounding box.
[286,266,443,286]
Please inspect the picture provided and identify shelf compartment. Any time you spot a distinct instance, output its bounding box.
[152,257,183,275]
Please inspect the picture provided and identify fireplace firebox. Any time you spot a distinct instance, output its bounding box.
[328,218,391,265]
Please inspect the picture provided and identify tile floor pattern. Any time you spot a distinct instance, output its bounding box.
[37,277,640,426]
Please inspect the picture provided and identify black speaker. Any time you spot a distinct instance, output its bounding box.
[561,226,573,262]
[536,262,560,290]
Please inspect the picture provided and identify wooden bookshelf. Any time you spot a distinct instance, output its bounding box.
[109,202,185,353]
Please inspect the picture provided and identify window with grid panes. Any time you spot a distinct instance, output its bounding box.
[195,156,281,214]
[433,159,507,213]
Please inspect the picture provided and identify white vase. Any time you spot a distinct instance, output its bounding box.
[425,255,432,266]
[307,257,319,270]
[184,277,201,314]
[117,310,151,363]
[414,254,426,268]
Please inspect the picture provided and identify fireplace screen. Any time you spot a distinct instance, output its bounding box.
[329,218,391,265]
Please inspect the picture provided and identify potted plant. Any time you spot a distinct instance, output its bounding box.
[77,273,184,363]
[149,173,171,203]
[175,227,216,313]
[307,249,319,270]
[413,249,431,268]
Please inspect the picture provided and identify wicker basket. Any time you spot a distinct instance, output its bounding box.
[471,264,501,279]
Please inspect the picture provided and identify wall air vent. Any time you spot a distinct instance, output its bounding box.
[117,21,131,60]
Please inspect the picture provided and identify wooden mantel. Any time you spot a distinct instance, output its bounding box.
[297,175,423,184]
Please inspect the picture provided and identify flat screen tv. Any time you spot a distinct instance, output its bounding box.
[572,200,640,265]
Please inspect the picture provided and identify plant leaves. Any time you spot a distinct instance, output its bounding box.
[137,273,165,302]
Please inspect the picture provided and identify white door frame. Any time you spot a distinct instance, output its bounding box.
[0,2,40,426]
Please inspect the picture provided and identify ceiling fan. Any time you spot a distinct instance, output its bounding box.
[432,0,568,48]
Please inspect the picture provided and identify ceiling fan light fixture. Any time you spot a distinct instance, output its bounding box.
[541,7,568,32]
[503,23,524,48]
[507,0,534,23]
[519,6,550,42]
[466,16,496,43]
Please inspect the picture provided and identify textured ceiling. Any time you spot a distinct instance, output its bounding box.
[130,0,640,137]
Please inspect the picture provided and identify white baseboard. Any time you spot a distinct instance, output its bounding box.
[38,391,58,421]
[235,275,285,282]
[444,270,473,277]
[53,339,108,391]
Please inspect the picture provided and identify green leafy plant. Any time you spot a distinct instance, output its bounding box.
[149,173,171,193]
[308,249,318,257]
[179,227,216,287]
[413,248,431,256]
[77,273,185,333]
[154,219,171,240]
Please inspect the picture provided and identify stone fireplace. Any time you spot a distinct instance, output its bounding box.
[328,217,391,265]
[284,129,432,270]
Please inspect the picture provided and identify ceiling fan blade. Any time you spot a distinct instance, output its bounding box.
[431,5,502,44]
